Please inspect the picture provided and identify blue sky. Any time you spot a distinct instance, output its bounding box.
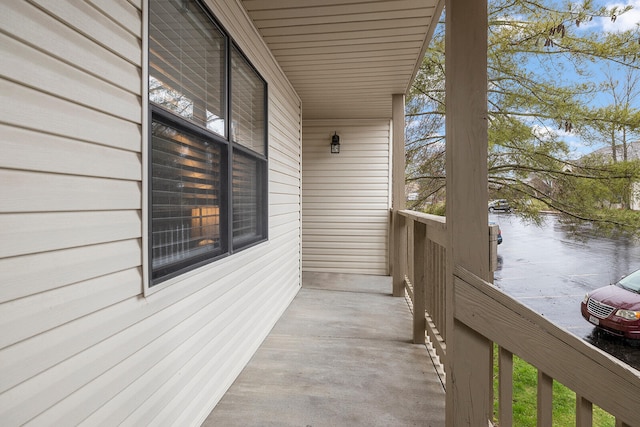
[555,0,640,157]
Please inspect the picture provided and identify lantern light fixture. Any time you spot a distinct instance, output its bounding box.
[330,132,340,154]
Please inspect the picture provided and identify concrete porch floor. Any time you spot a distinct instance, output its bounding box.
[202,272,446,426]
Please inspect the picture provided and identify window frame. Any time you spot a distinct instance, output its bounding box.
[144,0,268,290]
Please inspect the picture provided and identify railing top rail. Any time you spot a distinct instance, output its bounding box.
[396,209,447,226]
[454,264,640,424]
[394,209,447,247]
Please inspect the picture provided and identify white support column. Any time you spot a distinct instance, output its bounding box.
[444,0,492,425]
[391,93,406,296]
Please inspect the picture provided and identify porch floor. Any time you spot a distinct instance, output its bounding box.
[202,272,446,426]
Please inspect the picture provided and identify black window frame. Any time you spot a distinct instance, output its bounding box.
[148,0,268,287]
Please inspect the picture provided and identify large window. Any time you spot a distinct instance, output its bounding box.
[149,0,267,285]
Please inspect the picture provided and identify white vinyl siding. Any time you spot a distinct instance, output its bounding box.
[302,120,390,275]
[0,0,301,425]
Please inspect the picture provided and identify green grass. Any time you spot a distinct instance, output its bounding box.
[492,348,615,426]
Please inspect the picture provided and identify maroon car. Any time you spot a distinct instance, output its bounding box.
[581,269,640,341]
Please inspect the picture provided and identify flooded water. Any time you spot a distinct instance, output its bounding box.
[491,212,640,370]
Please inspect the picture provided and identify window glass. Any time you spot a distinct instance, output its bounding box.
[149,0,226,136]
[151,121,223,280]
[231,46,266,155]
[232,149,264,245]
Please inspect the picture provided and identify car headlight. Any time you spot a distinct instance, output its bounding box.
[583,293,589,304]
[615,309,640,320]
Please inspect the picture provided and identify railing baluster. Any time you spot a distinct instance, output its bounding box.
[499,346,513,427]
[537,371,553,426]
[576,394,592,427]
[413,220,426,344]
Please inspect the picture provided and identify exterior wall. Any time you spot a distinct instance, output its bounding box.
[302,120,390,275]
[0,0,301,425]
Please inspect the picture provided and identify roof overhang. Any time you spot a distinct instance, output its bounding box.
[242,0,443,120]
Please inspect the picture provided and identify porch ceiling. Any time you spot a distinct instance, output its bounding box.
[241,0,442,120]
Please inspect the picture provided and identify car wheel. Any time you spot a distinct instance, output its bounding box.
[489,207,495,212]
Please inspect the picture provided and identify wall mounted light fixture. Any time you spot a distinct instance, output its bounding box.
[330,132,340,154]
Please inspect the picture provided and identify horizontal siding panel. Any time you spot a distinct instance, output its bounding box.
[1,35,140,123]
[302,215,388,224]
[271,222,301,241]
[270,99,301,137]
[304,189,389,197]
[270,211,300,228]
[303,224,386,233]
[304,249,387,259]
[87,0,142,36]
[0,240,141,304]
[0,268,141,351]
[1,81,141,152]
[0,170,140,213]
[271,192,301,205]
[3,1,140,93]
[303,169,390,178]
[271,168,301,186]
[304,181,388,190]
[0,125,141,179]
[270,180,300,195]
[303,209,390,218]
[303,254,386,264]
[0,210,140,258]
[303,265,388,275]
[271,203,301,217]
[302,195,388,204]
[301,234,384,244]
[303,241,388,250]
[270,158,300,179]
[30,0,140,64]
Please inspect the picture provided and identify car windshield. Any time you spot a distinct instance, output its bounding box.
[617,269,640,294]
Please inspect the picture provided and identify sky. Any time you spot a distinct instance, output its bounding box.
[593,0,640,32]
[541,0,640,158]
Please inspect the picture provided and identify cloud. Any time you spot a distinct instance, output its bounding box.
[596,0,640,33]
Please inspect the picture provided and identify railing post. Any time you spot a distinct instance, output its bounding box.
[391,93,406,297]
[392,212,406,296]
[413,220,426,344]
[445,0,490,423]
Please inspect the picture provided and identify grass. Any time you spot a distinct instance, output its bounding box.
[492,348,615,426]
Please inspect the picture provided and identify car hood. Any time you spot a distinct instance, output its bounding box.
[589,285,640,311]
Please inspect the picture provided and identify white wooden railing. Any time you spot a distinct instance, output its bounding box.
[391,209,640,427]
